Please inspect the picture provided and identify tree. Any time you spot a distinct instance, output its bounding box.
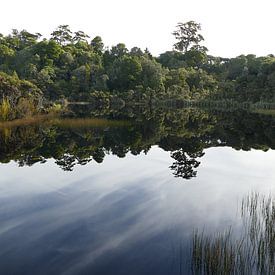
[108,56,142,90]
[91,36,104,54]
[170,149,204,179]
[17,30,41,49]
[139,57,165,91]
[51,25,73,45]
[183,45,208,68]
[110,43,128,57]
[172,21,205,53]
[73,31,90,43]
[165,68,190,98]
[130,47,143,57]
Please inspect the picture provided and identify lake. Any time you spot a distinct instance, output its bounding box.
[0,108,274,274]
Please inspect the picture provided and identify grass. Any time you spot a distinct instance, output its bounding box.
[0,114,129,130]
[0,98,11,120]
[49,117,129,129]
[191,192,274,274]
[0,114,55,129]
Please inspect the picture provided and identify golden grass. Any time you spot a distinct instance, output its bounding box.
[0,98,11,120]
[0,114,129,129]
[50,118,129,129]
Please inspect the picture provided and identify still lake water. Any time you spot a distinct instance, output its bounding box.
[0,108,274,274]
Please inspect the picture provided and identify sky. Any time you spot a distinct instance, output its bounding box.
[1,0,275,57]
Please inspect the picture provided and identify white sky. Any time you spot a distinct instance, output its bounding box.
[1,0,275,57]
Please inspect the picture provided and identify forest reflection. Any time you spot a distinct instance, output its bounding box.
[0,107,274,179]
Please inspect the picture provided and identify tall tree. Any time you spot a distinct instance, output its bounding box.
[172,21,204,53]
[51,25,73,45]
[73,31,90,43]
[91,36,104,54]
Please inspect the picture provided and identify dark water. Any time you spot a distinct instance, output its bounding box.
[0,108,274,274]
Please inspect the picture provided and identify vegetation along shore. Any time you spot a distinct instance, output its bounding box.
[1,21,275,121]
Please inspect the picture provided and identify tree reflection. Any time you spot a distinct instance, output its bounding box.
[170,150,204,179]
[56,154,92,171]
[0,107,274,179]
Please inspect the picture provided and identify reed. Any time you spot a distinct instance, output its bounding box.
[0,97,11,120]
[191,193,274,274]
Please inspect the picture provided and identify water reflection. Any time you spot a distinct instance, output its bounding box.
[0,108,274,274]
[0,147,274,274]
[0,108,274,178]
[192,193,274,274]
[170,150,205,179]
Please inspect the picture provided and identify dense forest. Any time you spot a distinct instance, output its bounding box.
[1,22,275,120]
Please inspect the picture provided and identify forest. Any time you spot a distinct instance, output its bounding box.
[1,21,275,120]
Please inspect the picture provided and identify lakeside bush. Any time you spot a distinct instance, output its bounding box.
[0,72,44,120]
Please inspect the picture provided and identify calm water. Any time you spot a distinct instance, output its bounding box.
[0,108,274,274]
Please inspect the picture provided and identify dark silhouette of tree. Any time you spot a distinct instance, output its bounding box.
[170,150,205,179]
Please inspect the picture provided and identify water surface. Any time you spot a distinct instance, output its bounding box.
[0,108,274,274]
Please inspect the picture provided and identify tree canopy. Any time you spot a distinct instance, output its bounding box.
[0,22,275,120]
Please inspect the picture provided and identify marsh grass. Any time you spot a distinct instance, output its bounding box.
[0,98,11,120]
[0,114,55,129]
[0,115,128,130]
[49,118,129,129]
[191,193,274,274]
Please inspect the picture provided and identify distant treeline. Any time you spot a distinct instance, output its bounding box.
[0,23,275,119]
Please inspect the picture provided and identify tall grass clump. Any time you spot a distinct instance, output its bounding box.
[191,192,274,274]
[0,97,11,121]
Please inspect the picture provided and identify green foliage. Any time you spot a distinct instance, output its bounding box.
[208,54,275,102]
[0,72,42,120]
[91,36,104,54]
[172,21,205,53]
[48,103,63,114]
[51,25,73,45]
[0,23,274,121]
[158,51,187,69]
[139,57,166,92]
[108,55,142,90]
